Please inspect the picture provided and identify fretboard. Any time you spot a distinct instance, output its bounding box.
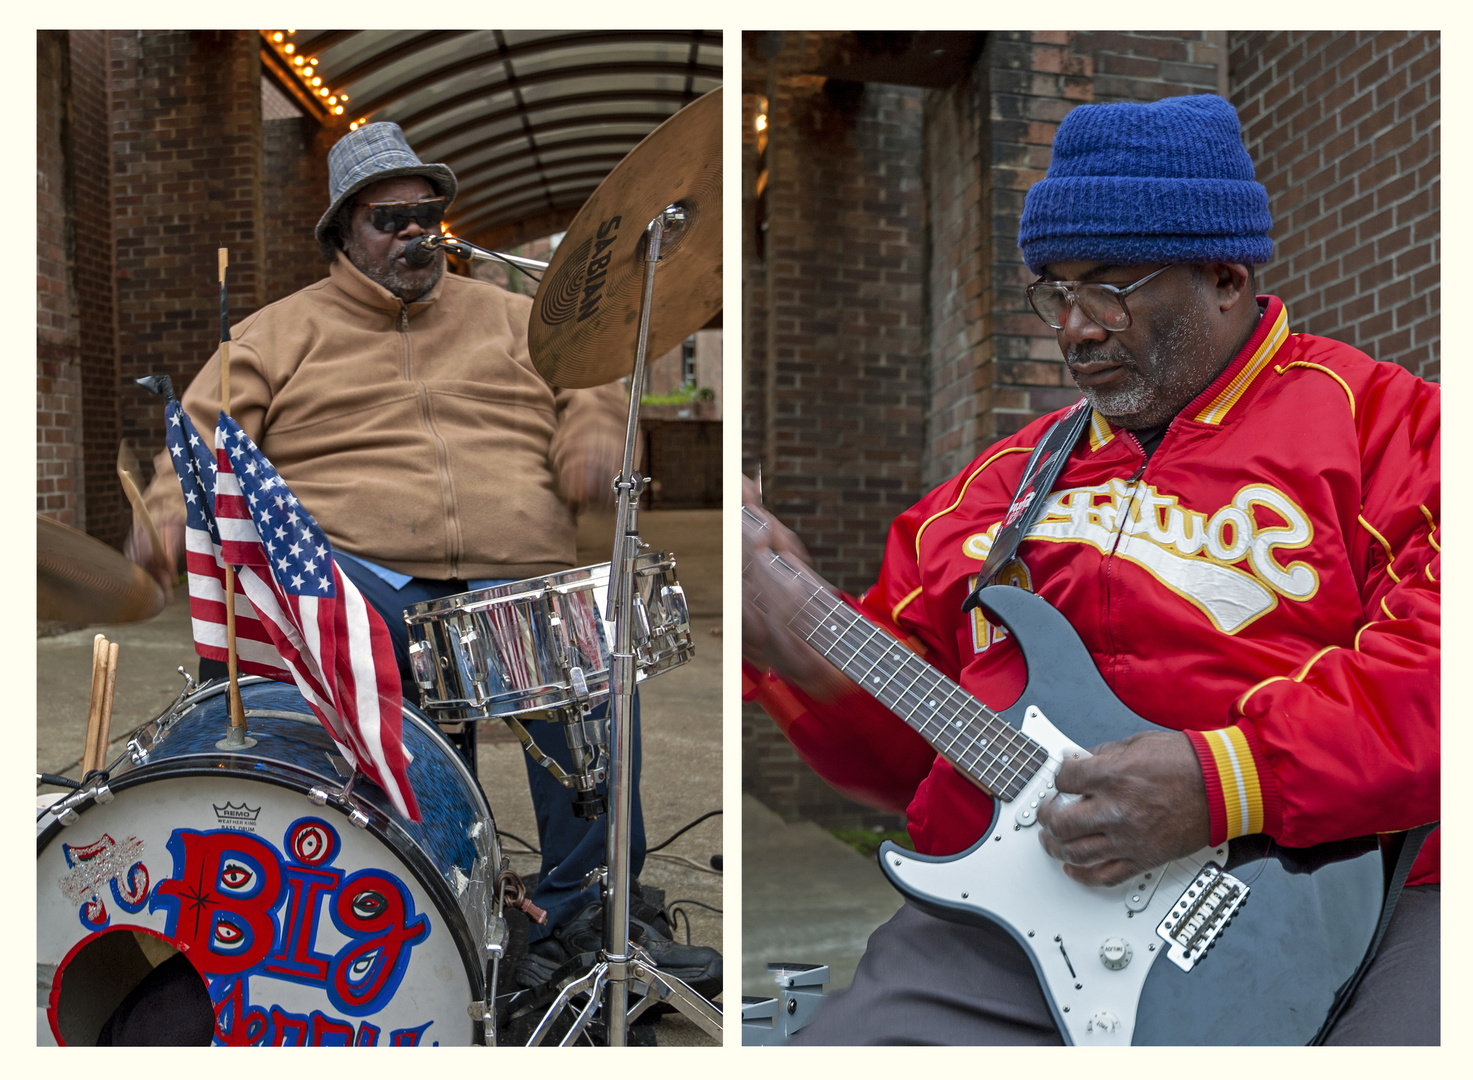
[746,511,1049,801]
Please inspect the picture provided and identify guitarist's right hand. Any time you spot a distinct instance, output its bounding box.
[743,476,856,701]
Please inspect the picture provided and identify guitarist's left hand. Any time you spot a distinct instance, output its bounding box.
[1035,731,1210,887]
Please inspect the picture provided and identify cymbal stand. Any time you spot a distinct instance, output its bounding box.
[526,208,722,1046]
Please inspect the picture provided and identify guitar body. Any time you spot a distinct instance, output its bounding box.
[879,586,1386,1045]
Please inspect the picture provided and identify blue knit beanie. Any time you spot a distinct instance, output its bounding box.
[1017,94,1272,275]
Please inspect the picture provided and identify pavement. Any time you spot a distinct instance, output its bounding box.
[37,508,723,1047]
[740,794,903,1002]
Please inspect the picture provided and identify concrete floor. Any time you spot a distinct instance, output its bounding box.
[37,508,722,1047]
[740,794,903,1001]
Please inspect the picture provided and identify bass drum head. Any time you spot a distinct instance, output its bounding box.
[38,679,490,1047]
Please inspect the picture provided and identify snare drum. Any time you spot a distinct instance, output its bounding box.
[404,552,692,721]
[37,678,502,1047]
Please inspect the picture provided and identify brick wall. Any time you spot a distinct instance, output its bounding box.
[263,113,340,302]
[110,30,266,472]
[1230,31,1439,380]
[741,32,930,827]
[924,31,1227,483]
[71,30,126,546]
[37,31,83,527]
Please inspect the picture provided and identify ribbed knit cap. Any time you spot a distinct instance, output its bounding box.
[1017,94,1272,274]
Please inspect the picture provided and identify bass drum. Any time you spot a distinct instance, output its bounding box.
[37,678,501,1047]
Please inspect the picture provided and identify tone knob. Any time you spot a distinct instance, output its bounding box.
[1099,936,1133,970]
[1087,1010,1121,1034]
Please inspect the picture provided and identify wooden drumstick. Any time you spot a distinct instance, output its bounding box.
[85,641,121,775]
[81,634,109,775]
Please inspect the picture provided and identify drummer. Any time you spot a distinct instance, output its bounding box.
[129,121,721,995]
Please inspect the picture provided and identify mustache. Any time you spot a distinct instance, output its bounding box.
[1066,342,1135,368]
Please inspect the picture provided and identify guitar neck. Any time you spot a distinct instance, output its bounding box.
[746,512,1048,801]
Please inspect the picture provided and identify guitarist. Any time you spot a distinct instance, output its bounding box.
[743,94,1439,1045]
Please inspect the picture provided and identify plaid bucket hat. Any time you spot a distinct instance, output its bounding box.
[315,122,457,246]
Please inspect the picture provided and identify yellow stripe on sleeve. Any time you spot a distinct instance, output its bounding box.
[1203,727,1264,837]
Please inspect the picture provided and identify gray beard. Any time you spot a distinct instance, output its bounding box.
[344,241,443,302]
[1067,309,1216,430]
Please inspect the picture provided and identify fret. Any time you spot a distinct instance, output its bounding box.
[757,547,1048,801]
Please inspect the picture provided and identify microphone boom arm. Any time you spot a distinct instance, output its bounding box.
[415,234,549,278]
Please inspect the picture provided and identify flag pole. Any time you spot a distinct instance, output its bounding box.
[217,246,251,748]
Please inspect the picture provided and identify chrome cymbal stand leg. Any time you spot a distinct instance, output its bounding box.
[525,207,721,1046]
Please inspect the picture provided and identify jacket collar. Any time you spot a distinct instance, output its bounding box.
[328,251,446,319]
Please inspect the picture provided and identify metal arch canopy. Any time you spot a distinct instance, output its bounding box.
[283,29,722,248]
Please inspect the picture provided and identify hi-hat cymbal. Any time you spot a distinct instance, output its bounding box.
[530,87,721,388]
[38,514,165,625]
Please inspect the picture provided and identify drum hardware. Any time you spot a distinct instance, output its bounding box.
[307,770,374,830]
[524,196,722,1046]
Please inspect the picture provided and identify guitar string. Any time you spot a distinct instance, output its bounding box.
[749,540,1048,801]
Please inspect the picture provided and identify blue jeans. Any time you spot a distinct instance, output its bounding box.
[336,558,646,941]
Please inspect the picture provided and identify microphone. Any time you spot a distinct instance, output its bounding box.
[402,235,438,268]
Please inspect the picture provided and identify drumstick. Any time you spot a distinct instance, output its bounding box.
[219,247,246,734]
[81,634,109,775]
[87,641,121,775]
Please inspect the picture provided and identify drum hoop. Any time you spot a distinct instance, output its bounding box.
[402,551,676,622]
[38,679,494,1020]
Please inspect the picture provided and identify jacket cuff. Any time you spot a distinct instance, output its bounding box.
[1184,721,1285,845]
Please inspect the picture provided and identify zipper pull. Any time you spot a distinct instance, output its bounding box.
[400,308,409,332]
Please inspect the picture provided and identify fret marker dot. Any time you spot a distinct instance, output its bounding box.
[928,700,937,707]
[872,676,880,683]
[829,625,838,632]
[1001,755,1010,763]
[953,720,962,728]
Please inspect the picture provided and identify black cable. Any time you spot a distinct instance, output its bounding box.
[647,809,722,854]
[497,829,540,854]
[662,898,724,945]
[38,773,81,790]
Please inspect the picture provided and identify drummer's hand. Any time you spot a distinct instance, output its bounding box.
[123,512,184,602]
[561,431,622,515]
[743,476,854,700]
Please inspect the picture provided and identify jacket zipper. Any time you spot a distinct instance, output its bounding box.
[400,303,463,579]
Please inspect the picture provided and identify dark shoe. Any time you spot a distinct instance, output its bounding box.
[515,896,722,1004]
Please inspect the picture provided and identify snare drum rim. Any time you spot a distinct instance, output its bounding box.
[37,679,492,1030]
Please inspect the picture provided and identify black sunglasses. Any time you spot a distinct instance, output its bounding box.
[365,198,446,234]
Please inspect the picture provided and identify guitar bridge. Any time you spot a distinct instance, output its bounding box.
[1154,862,1248,972]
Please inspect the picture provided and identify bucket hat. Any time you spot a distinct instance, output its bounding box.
[315,122,457,246]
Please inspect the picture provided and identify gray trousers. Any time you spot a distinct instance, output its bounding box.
[793,885,1439,1045]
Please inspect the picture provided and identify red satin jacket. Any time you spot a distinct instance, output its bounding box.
[747,296,1441,885]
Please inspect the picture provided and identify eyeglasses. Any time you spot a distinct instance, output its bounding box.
[1025,265,1174,331]
[365,198,446,234]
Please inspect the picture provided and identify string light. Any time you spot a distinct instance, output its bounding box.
[265,31,346,121]
[756,113,768,132]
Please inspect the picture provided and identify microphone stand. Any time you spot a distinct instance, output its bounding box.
[410,234,548,277]
[523,209,722,1046]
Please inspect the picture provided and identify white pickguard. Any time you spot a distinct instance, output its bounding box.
[880,705,1231,1046]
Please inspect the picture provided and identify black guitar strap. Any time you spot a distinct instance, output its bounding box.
[1309,820,1438,1044]
[962,399,1092,614]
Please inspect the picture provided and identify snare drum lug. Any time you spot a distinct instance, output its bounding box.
[347,806,371,829]
[308,786,330,806]
[56,806,80,826]
[91,782,114,805]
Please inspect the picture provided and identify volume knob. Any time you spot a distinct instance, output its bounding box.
[1099,936,1133,970]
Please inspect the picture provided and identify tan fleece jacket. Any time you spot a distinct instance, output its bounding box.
[144,254,628,581]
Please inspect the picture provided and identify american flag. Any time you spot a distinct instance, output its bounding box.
[165,400,420,822]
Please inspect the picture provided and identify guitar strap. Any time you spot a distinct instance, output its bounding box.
[1309,820,1438,1044]
[961,399,1092,614]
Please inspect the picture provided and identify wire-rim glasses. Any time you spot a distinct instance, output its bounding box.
[1026,265,1174,331]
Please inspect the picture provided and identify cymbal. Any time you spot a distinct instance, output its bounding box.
[530,87,721,388]
[38,514,165,625]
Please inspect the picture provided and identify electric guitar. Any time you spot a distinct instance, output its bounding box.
[745,508,1389,1045]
